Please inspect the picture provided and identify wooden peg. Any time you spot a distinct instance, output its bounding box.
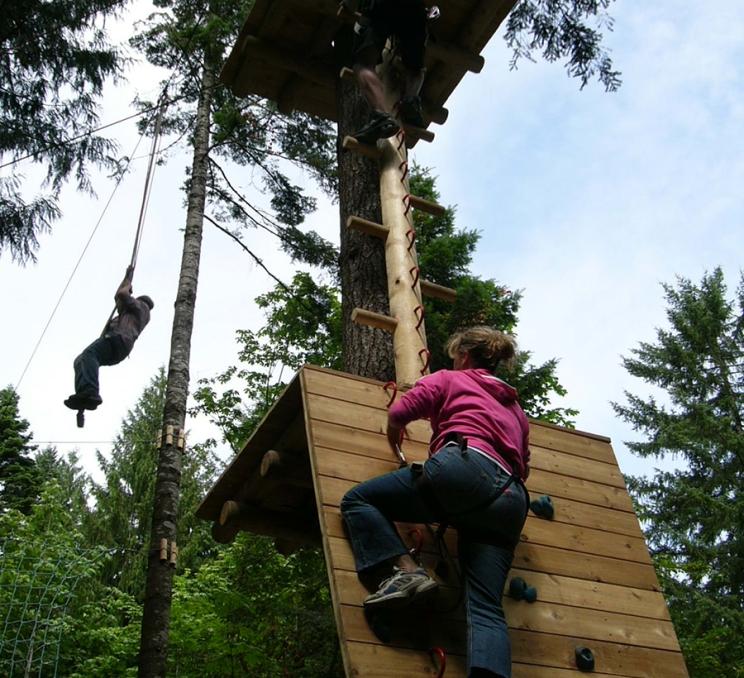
[351,308,398,333]
[342,135,383,161]
[159,538,168,562]
[169,541,178,567]
[346,215,389,240]
[420,279,457,303]
[165,425,174,446]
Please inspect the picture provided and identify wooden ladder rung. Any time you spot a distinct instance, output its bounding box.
[351,308,398,332]
[401,123,434,143]
[409,194,446,216]
[420,279,456,302]
[346,215,388,240]
[342,135,383,161]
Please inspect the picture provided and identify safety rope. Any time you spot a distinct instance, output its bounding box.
[100,94,166,337]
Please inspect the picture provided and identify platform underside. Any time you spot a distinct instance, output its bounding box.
[221,0,517,124]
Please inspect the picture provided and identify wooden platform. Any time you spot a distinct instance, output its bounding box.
[220,0,517,125]
[197,365,689,677]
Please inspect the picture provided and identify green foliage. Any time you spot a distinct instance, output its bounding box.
[130,0,337,269]
[0,0,124,263]
[88,368,220,599]
[505,0,621,91]
[193,272,343,449]
[614,268,744,676]
[0,387,38,514]
[167,537,341,677]
[0,482,110,677]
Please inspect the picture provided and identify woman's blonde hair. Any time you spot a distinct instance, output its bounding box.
[446,326,517,373]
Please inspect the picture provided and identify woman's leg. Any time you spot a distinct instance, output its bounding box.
[460,538,515,678]
[341,465,436,574]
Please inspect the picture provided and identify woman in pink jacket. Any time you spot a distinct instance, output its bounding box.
[341,327,530,678]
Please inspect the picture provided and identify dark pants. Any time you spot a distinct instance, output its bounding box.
[341,443,528,678]
[73,335,129,397]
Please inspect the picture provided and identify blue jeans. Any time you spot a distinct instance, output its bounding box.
[341,443,527,678]
[73,335,129,397]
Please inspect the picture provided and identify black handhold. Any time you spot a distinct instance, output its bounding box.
[509,577,527,599]
[575,646,595,672]
[530,494,555,519]
[523,585,537,603]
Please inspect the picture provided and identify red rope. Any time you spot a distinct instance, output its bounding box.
[395,128,406,151]
[418,348,431,374]
[399,160,409,183]
[383,381,398,408]
[405,227,416,250]
[402,193,412,216]
[409,266,420,288]
[414,305,425,330]
[407,527,424,559]
[430,647,446,678]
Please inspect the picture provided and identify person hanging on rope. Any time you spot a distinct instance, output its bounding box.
[64,266,154,411]
[346,0,437,144]
[341,326,530,678]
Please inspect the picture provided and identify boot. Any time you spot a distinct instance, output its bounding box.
[397,95,425,129]
[352,110,400,145]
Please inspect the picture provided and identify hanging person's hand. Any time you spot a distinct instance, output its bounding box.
[126,264,135,279]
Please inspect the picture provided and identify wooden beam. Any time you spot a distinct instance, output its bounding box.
[341,135,383,161]
[241,35,335,88]
[401,123,434,143]
[346,215,389,240]
[409,193,447,216]
[351,308,398,333]
[216,500,321,545]
[420,279,457,302]
[260,449,312,488]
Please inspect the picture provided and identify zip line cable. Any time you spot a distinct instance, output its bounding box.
[14,102,165,391]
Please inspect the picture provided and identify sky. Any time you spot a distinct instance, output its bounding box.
[1,1,742,483]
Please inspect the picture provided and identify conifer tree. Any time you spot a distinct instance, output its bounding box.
[613,268,744,676]
[0,0,125,263]
[0,387,38,514]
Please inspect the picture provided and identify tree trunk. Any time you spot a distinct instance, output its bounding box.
[336,72,394,382]
[137,61,215,678]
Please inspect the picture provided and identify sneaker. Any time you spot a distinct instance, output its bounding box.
[364,567,438,610]
[352,110,400,145]
[64,393,102,411]
[397,96,425,129]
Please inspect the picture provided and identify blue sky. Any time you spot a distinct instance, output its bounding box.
[1,1,741,480]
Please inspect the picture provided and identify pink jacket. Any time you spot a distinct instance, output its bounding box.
[388,368,530,479]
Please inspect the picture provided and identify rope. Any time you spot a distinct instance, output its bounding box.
[99,94,166,337]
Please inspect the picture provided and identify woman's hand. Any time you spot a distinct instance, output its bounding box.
[386,419,403,453]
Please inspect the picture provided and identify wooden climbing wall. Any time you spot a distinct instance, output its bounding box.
[197,365,689,677]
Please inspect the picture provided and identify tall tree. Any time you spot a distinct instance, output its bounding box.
[89,369,219,600]
[612,268,744,676]
[0,0,125,263]
[0,387,38,514]
[132,1,336,672]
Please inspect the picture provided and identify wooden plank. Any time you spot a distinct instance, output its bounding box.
[334,562,669,622]
[311,440,635,514]
[339,596,680,651]
[302,367,618,464]
[530,423,616,463]
[310,438,640,535]
[318,470,648,563]
[325,522,660,592]
[531,444,625,488]
[346,632,687,678]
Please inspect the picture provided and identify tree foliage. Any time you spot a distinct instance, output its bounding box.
[613,268,744,676]
[0,0,125,263]
[505,0,621,91]
[0,386,38,514]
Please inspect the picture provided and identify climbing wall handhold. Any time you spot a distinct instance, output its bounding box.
[575,646,595,672]
[530,494,555,519]
[509,577,537,603]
